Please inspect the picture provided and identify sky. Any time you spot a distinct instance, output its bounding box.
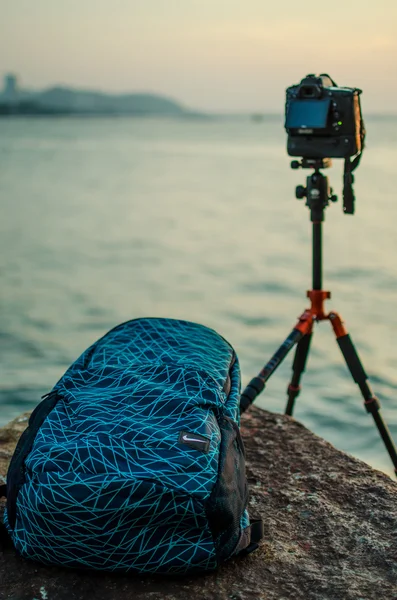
[1,0,397,113]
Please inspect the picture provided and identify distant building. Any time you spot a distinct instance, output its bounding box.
[2,74,19,104]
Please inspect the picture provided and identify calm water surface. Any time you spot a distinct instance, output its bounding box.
[1,115,397,475]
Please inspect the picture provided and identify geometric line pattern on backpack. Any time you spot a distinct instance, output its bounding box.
[5,318,246,573]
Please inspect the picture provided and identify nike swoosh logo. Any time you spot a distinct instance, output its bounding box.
[182,434,207,444]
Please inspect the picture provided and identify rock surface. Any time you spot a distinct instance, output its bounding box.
[1,407,396,600]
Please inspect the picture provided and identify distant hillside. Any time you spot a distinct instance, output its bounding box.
[34,87,187,115]
[0,82,196,117]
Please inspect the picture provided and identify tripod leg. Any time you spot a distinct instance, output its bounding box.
[285,332,313,416]
[329,312,397,476]
[240,326,307,414]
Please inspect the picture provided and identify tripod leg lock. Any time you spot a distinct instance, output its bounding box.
[285,384,301,416]
[364,396,381,414]
[240,377,266,414]
[287,383,301,402]
[288,384,301,394]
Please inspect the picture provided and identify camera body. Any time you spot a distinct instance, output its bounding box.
[285,74,364,159]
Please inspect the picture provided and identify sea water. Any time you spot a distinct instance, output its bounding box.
[1,115,397,475]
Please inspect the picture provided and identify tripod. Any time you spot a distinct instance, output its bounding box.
[240,158,397,477]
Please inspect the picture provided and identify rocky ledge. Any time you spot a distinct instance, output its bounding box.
[1,407,396,600]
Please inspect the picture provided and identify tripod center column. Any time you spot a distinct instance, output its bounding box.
[306,170,330,291]
[312,221,322,290]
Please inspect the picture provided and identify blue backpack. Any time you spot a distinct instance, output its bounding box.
[1,318,263,574]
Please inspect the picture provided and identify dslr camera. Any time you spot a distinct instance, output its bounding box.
[285,74,365,159]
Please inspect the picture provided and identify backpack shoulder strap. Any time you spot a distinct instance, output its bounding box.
[234,518,264,557]
[0,484,12,551]
[243,519,264,555]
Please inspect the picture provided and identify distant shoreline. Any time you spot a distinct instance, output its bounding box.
[0,108,210,119]
[0,107,395,121]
